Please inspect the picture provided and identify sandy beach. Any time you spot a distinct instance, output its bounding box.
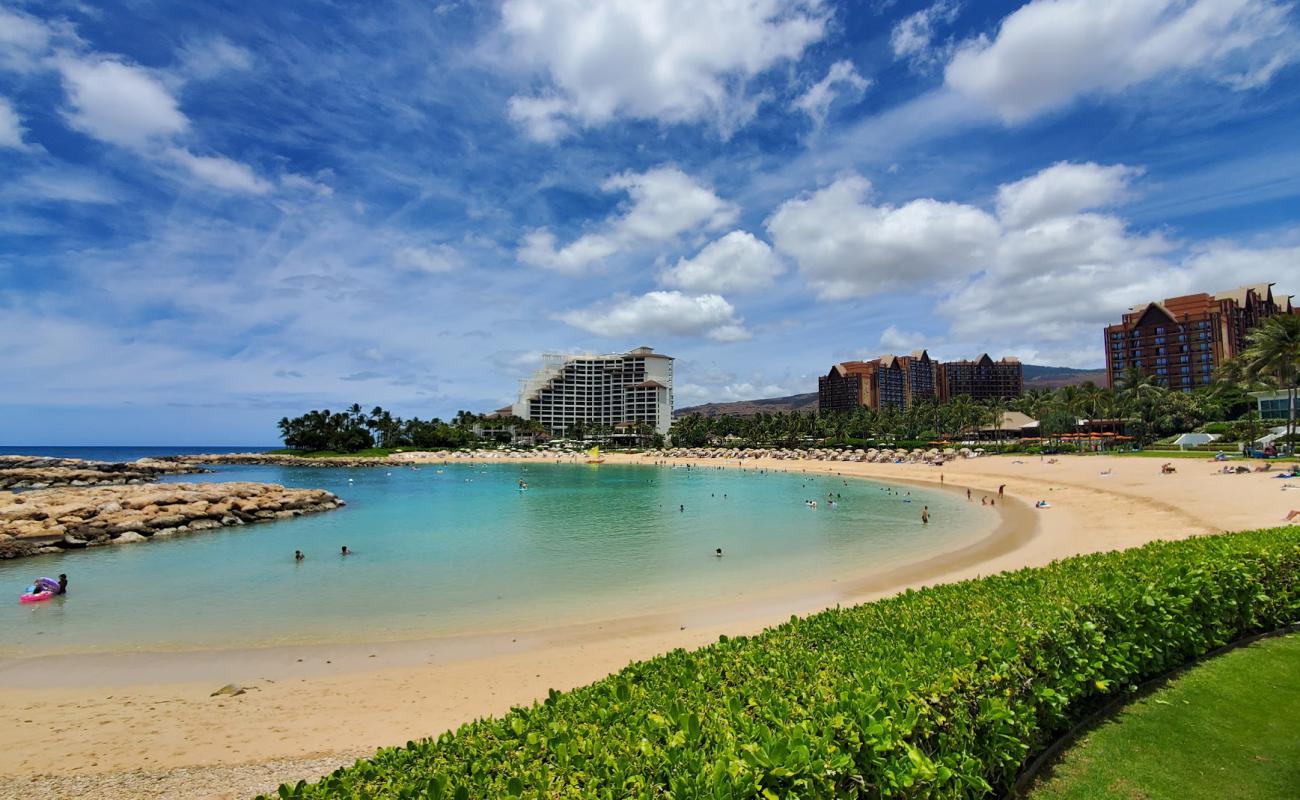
[2,452,1296,799]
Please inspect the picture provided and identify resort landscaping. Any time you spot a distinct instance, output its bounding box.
[1027,632,1300,800]
[264,526,1300,799]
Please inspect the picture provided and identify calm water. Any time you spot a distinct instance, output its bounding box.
[0,445,274,462]
[0,462,989,655]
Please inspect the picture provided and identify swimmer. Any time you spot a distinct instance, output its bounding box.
[294,550,305,561]
[714,548,723,557]
[341,546,351,556]
[56,574,68,595]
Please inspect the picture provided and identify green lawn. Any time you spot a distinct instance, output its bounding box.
[1027,633,1300,800]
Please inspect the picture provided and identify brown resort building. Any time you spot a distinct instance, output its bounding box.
[1103,284,1296,391]
[819,350,1023,412]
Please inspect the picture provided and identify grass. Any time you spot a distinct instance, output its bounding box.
[1027,633,1300,800]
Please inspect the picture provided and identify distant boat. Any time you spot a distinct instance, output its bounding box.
[585,446,605,464]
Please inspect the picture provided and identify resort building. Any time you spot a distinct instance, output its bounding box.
[819,351,938,412]
[513,347,674,438]
[819,350,1020,412]
[1251,390,1297,423]
[1103,284,1296,391]
[938,355,1024,402]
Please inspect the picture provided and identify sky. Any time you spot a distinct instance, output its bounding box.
[1,0,1299,445]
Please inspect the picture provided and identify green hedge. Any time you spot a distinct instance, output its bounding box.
[266,529,1300,799]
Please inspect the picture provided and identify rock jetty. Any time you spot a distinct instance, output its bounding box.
[0,482,344,559]
[0,455,207,490]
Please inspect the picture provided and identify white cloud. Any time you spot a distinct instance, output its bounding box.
[945,0,1299,122]
[878,325,928,351]
[660,230,784,293]
[59,58,190,147]
[395,244,461,273]
[766,174,1000,299]
[0,96,32,150]
[792,59,870,125]
[891,1,961,68]
[166,148,272,194]
[11,169,117,204]
[761,160,1293,365]
[54,54,270,194]
[178,36,254,80]
[501,0,829,140]
[558,291,750,341]
[0,7,56,73]
[519,165,737,273]
[996,161,1143,228]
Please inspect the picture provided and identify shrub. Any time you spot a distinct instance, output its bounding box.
[266,529,1300,800]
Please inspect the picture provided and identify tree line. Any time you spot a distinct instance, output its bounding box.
[669,314,1300,450]
[276,405,546,452]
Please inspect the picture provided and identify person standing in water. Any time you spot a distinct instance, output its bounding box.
[340,546,351,556]
[714,548,723,557]
[294,550,305,561]
[921,506,930,525]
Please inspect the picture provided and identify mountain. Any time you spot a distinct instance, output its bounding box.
[1021,364,1108,389]
[674,364,1107,418]
[674,392,819,418]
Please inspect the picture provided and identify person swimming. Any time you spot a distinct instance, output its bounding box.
[341,546,351,556]
[714,548,723,557]
[294,550,305,561]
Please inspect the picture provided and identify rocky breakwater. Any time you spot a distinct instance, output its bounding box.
[0,482,344,559]
[163,452,409,468]
[0,455,208,490]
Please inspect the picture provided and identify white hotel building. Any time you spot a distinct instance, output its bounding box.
[513,347,674,438]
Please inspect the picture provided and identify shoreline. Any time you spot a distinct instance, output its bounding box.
[3,452,1292,795]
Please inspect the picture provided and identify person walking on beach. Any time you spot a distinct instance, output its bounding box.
[998,484,1005,498]
[921,506,929,525]
[966,488,971,501]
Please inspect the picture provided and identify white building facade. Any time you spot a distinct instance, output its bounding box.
[514,347,674,437]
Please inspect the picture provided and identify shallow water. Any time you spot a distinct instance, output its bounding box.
[0,462,990,655]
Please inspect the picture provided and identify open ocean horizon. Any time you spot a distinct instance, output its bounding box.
[0,445,278,462]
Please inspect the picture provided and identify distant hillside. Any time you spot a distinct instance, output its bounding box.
[675,392,818,418]
[1022,364,1108,389]
[674,364,1107,417]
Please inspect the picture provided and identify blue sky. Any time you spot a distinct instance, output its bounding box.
[2,0,1298,445]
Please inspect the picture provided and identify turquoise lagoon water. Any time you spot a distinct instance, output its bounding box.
[0,462,989,655]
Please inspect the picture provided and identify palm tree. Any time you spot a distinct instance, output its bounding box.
[1241,315,1300,449]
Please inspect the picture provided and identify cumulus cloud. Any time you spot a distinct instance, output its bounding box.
[945,0,1299,122]
[519,165,737,273]
[765,159,1300,363]
[501,0,829,141]
[996,161,1143,228]
[660,230,784,293]
[891,0,961,69]
[558,291,750,341]
[766,174,1000,299]
[792,59,870,125]
[0,96,32,150]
